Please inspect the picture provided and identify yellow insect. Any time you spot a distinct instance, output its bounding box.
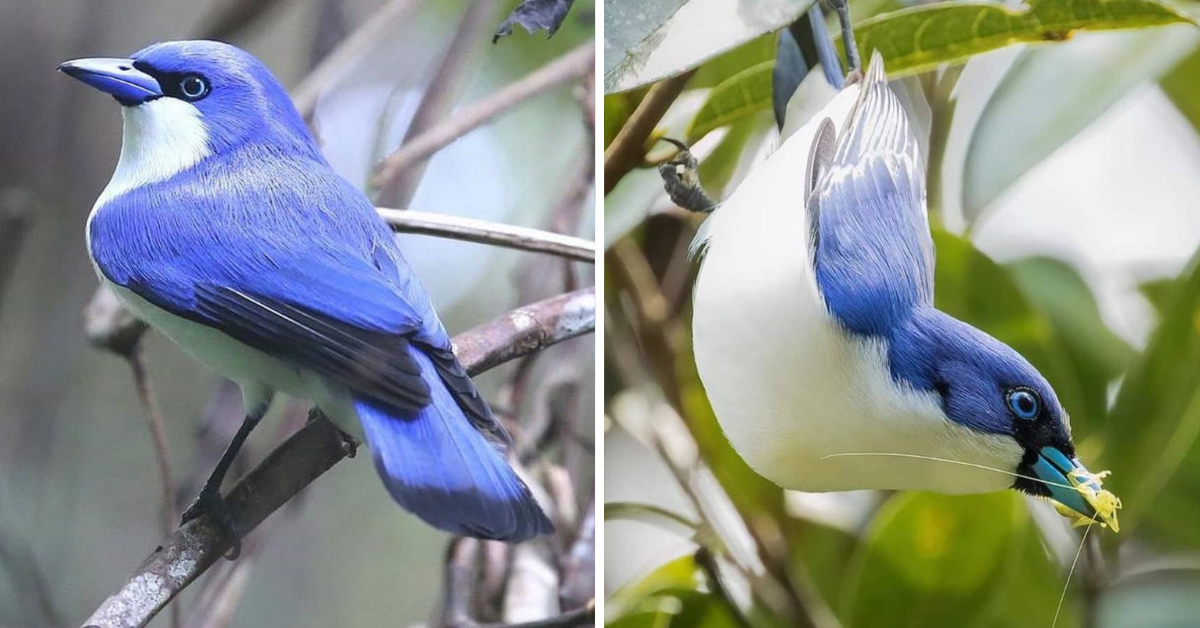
[1052,468,1121,532]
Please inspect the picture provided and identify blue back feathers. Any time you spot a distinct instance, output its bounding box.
[90,40,551,541]
[810,54,1069,439]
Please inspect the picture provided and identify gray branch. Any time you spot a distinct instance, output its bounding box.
[81,287,595,628]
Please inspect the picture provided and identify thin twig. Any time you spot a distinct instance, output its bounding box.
[439,537,482,628]
[477,601,594,628]
[0,190,35,312]
[602,71,694,194]
[376,0,500,207]
[371,42,595,191]
[81,288,597,628]
[695,547,755,628]
[126,347,177,538]
[380,208,595,263]
[292,0,430,118]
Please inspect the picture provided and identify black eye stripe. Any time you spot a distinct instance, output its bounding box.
[131,61,211,102]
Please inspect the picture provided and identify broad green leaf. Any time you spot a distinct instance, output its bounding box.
[977,509,1080,628]
[1104,248,1200,533]
[609,555,704,617]
[962,27,1198,222]
[854,0,1192,78]
[606,92,640,148]
[1161,44,1200,133]
[686,61,774,142]
[697,111,772,198]
[839,492,1025,628]
[786,518,860,605]
[933,231,1092,437]
[605,0,814,93]
[690,35,776,89]
[1008,257,1134,433]
[605,501,702,537]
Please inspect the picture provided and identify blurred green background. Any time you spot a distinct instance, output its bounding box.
[0,0,595,626]
[604,0,1200,626]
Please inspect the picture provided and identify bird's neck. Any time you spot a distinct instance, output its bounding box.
[95,99,212,210]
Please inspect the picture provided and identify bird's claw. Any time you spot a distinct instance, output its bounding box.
[180,488,243,560]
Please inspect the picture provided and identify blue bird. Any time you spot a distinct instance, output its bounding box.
[688,48,1118,528]
[58,40,553,544]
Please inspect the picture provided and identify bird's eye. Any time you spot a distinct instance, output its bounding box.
[178,75,209,100]
[1006,389,1040,420]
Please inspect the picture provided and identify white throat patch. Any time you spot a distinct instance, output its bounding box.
[94,98,210,210]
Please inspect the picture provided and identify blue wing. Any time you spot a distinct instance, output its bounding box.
[810,52,934,338]
[88,153,500,441]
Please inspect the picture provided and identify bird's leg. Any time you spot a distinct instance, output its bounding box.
[180,402,268,559]
[822,0,861,79]
[658,138,717,213]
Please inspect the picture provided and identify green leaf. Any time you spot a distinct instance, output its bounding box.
[1007,257,1134,434]
[609,555,704,617]
[686,61,774,143]
[839,492,1027,628]
[605,501,702,537]
[689,35,777,89]
[1104,248,1200,532]
[1161,45,1200,133]
[697,111,772,197]
[854,0,1192,78]
[605,0,814,93]
[962,27,1198,222]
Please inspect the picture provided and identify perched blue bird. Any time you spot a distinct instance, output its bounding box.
[58,40,553,543]
[687,50,1118,527]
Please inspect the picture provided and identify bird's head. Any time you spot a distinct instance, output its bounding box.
[896,309,1112,524]
[58,40,318,158]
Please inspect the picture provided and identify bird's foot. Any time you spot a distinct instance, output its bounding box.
[658,138,716,213]
[180,488,242,560]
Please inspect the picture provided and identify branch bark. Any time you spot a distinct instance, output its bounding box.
[80,287,596,628]
[370,42,595,192]
[602,71,694,194]
[380,208,594,263]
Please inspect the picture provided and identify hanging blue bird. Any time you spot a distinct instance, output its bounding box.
[678,11,1119,529]
[58,40,553,545]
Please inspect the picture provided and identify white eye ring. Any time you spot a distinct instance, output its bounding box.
[179,75,209,100]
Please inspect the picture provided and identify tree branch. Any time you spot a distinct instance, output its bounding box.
[80,287,596,628]
[370,42,595,192]
[602,71,694,194]
[380,208,594,263]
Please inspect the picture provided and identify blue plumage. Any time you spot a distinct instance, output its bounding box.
[67,40,551,542]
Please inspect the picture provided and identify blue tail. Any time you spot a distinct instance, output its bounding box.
[355,351,553,542]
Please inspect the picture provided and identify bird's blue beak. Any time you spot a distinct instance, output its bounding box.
[1032,447,1098,519]
[58,58,162,106]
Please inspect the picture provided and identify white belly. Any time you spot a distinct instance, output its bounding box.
[690,93,1018,495]
[106,280,359,432]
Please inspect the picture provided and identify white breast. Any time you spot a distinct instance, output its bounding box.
[691,87,1019,495]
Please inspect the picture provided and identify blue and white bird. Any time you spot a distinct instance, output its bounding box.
[59,40,553,543]
[687,51,1117,526]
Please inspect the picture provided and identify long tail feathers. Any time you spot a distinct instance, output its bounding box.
[355,353,552,542]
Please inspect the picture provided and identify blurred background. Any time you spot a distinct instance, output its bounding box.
[604,0,1200,626]
[0,0,595,626]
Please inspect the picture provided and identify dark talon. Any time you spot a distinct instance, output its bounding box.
[657,138,717,213]
[181,488,242,560]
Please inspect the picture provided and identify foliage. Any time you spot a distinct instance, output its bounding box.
[604,0,1200,626]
